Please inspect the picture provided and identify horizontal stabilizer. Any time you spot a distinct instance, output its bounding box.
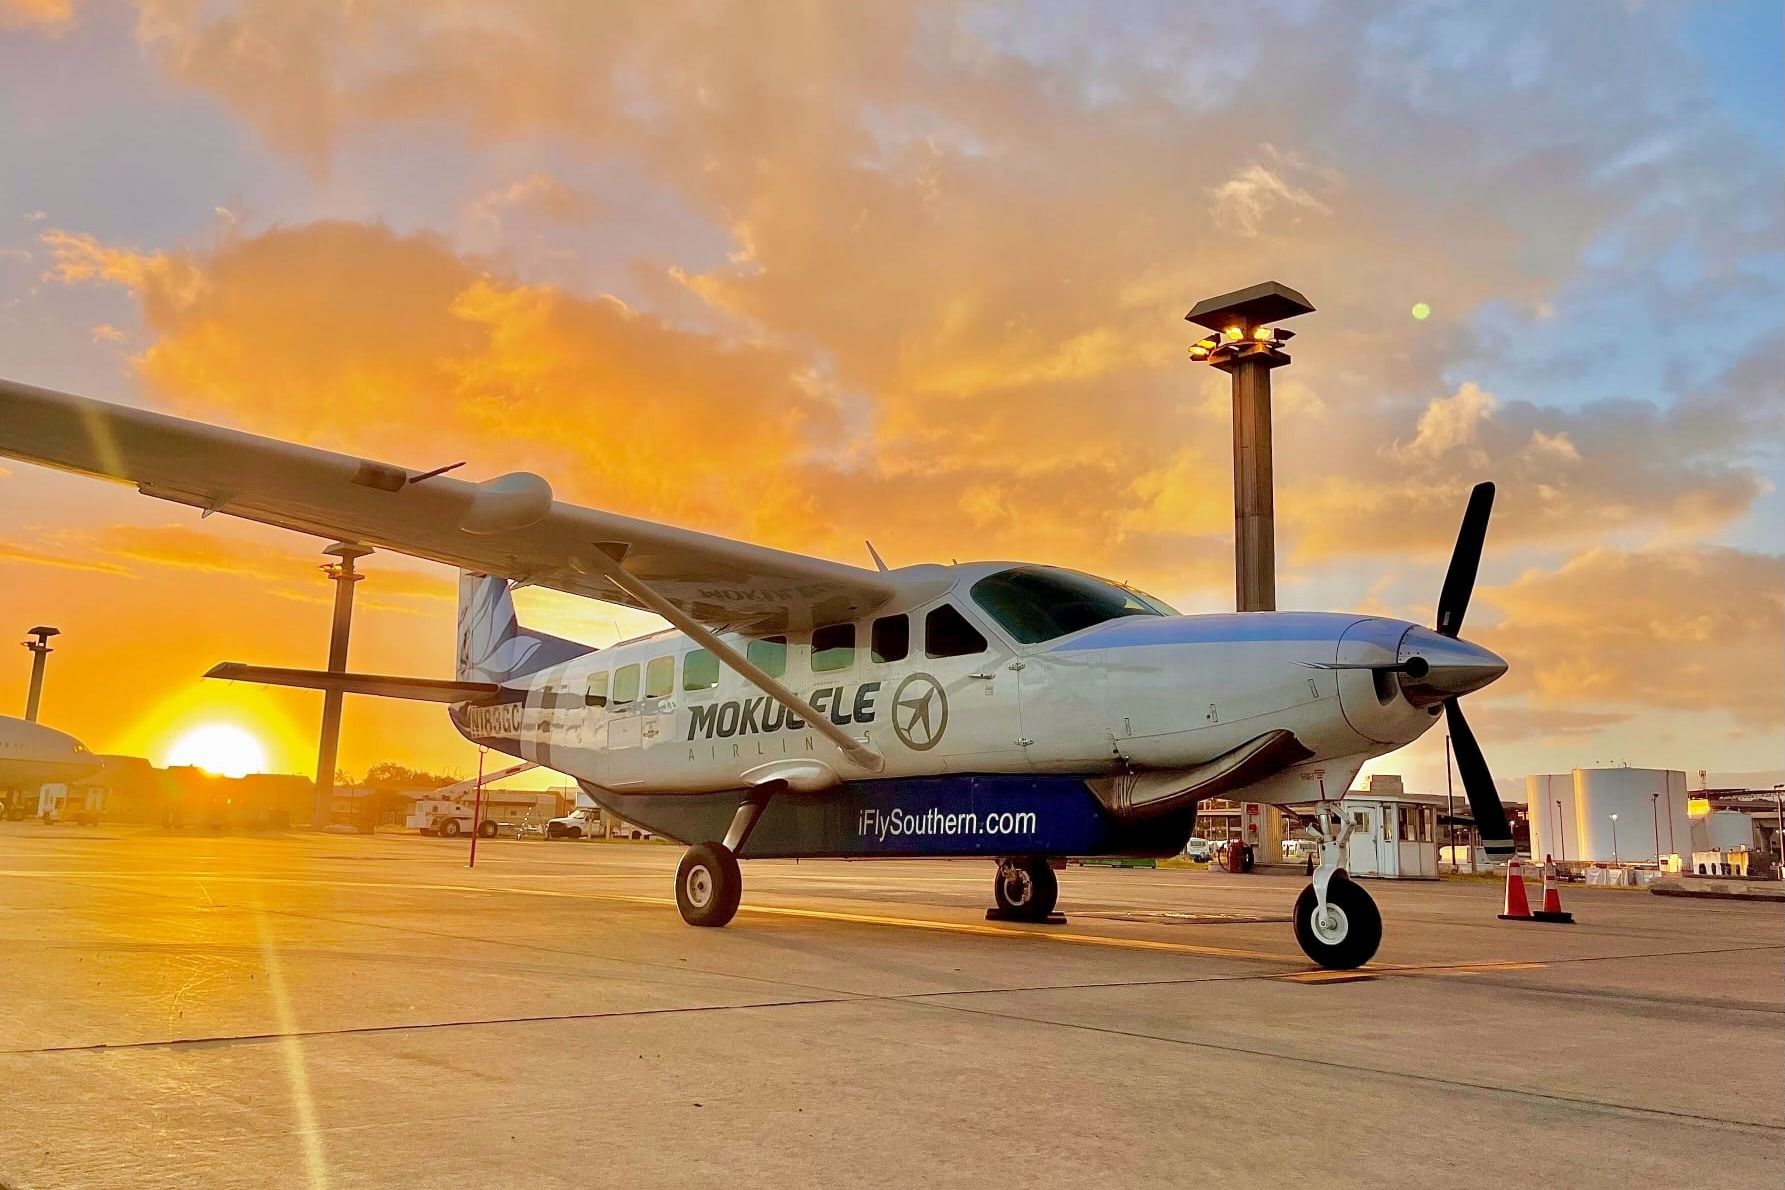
[206,663,506,705]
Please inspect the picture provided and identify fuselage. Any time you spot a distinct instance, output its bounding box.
[448,562,1500,816]
[0,716,100,790]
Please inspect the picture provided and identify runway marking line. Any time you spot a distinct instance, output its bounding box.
[0,868,1546,977]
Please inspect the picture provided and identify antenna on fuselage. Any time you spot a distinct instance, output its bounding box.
[865,540,888,572]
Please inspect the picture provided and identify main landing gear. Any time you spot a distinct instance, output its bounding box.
[1293,805,1381,969]
[989,856,1058,922]
[674,791,771,928]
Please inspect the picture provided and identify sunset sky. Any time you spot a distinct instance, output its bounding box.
[0,1,1778,793]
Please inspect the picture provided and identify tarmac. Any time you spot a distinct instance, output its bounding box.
[0,824,1779,1189]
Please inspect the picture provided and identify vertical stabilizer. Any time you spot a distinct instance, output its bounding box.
[456,572,596,684]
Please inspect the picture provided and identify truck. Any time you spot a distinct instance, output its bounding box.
[402,762,552,838]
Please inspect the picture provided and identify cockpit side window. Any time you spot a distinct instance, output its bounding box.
[970,566,1172,645]
[924,604,987,658]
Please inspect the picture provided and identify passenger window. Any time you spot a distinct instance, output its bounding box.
[747,635,787,678]
[645,656,675,698]
[871,615,909,664]
[925,604,988,658]
[810,624,855,672]
[584,673,608,708]
[612,664,640,705]
[683,649,720,691]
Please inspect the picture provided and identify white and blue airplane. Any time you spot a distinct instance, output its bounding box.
[0,377,1512,967]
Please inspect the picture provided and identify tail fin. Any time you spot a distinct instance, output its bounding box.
[456,571,596,684]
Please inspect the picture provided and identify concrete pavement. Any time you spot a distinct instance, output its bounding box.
[0,825,1778,1188]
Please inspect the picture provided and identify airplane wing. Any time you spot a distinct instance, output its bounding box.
[205,663,507,705]
[0,378,898,631]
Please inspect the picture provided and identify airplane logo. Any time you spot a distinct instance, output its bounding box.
[890,673,948,751]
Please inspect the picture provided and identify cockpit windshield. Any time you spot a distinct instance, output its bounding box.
[969,566,1174,644]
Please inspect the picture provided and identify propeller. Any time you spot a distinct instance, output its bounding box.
[1434,482,1513,857]
[1436,481,1494,638]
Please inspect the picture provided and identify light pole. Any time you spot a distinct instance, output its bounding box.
[312,543,372,830]
[1650,792,1661,866]
[1184,281,1315,614]
[1609,813,1619,866]
[1186,284,1314,868]
[1773,784,1784,882]
[20,625,58,722]
[1555,798,1566,862]
[1444,732,1456,870]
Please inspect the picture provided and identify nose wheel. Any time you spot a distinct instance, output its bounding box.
[991,857,1058,922]
[1293,874,1380,968]
[1292,805,1382,968]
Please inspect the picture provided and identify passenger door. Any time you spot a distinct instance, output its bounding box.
[907,602,1027,771]
[639,654,677,763]
[603,663,643,787]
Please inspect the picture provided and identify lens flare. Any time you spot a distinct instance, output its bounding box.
[1411,302,1432,320]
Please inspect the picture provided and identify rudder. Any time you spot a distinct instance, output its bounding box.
[456,571,596,684]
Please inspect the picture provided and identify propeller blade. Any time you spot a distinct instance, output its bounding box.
[1445,699,1513,857]
[1435,481,1495,638]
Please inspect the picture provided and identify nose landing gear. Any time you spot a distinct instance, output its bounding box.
[989,857,1058,922]
[1292,805,1381,969]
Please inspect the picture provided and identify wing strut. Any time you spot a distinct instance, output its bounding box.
[575,549,884,773]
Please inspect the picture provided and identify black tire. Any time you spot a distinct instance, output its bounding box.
[439,819,462,838]
[994,858,1058,921]
[477,819,498,839]
[567,827,583,840]
[1293,875,1382,970]
[676,842,742,927]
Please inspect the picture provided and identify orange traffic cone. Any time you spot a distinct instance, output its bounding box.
[1498,858,1532,920]
[1531,860,1575,924]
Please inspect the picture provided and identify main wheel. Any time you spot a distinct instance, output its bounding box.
[1293,874,1382,969]
[439,818,462,838]
[477,819,498,839]
[994,858,1058,921]
[676,842,742,927]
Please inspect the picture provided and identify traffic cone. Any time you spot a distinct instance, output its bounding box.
[1498,859,1532,920]
[1531,861,1575,924]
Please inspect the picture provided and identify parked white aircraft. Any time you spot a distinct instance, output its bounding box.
[0,377,1512,967]
[0,714,100,815]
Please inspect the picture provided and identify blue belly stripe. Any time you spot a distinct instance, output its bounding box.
[586,773,1193,859]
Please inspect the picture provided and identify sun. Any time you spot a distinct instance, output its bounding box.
[165,724,269,778]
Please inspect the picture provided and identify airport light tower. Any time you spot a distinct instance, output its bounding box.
[312,543,372,829]
[20,626,58,721]
[1186,284,1314,867]
[1185,281,1315,612]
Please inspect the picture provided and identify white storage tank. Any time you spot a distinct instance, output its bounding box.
[1571,768,1691,864]
[1525,773,1572,861]
[1705,809,1755,852]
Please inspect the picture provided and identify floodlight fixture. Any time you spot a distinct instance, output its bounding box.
[1183,281,1316,616]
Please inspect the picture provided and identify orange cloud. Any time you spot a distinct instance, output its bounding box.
[1477,545,1784,728]
[0,0,74,33]
[41,218,1237,596]
[471,174,599,227]
[0,537,128,575]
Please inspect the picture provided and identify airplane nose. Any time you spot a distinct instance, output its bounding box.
[1395,627,1507,707]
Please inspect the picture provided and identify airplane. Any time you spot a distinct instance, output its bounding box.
[0,376,1512,968]
[0,714,102,818]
